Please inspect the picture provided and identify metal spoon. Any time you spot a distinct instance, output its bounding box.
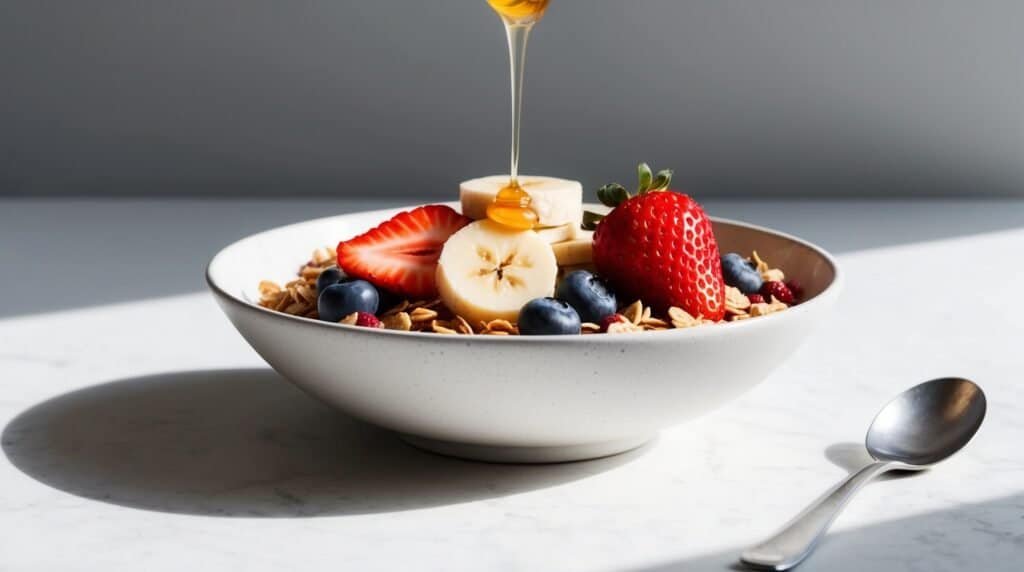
[740,377,986,571]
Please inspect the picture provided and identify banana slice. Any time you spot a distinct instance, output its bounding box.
[535,223,577,244]
[460,175,584,228]
[551,229,594,267]
[436,220,558,324]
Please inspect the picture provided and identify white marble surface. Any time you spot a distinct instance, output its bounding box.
[1,198,1022,571]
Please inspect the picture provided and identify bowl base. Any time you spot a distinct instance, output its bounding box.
[399,434,653,464]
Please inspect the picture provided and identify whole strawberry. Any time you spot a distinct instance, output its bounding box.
[586,163,725,321]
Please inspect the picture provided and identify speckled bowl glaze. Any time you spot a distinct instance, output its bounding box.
[207,204,841,463]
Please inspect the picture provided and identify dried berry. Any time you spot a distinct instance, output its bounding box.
[785,280,804,302]
[600,313,631,332]
[355,312,384,328]
[760,281,795,305]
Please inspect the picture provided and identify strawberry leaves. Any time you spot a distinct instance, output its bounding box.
[583,162,674,230]
[637,163,653,193]
[582,210,606,230]
[596,183,630,208]
[635,162,673,194]
[648,167,673,193]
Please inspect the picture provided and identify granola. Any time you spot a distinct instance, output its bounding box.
[257,246,800,335]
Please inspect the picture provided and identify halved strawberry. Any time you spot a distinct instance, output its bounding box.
[337,205,472,299]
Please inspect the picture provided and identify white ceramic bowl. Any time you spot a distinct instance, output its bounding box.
[207,204,841,463]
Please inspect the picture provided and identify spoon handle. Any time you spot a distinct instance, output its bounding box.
[740,461,895,570]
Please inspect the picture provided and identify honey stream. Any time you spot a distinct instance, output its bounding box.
[485,0,550,230]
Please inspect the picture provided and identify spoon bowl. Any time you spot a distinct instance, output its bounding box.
[866,377,987,467]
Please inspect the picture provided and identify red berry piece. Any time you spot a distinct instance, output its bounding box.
[785,280,804,302]
[355,312,384,328]
[600,314,630,332]
[747,293,765,304]
[760,281,795,304]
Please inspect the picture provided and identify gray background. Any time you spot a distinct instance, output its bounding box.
[2,0,1022,199]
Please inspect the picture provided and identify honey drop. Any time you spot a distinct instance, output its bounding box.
[486,181,538,230]
[487,0,549,24]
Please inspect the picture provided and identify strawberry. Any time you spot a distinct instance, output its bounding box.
[586,163,725,321]
[337,205,471,299]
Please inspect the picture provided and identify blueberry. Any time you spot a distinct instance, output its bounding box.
[316,266,348,293]
[518,297,582,335]
[720,253,763,294]
[375,288,402,313]
[555,270,617,323]
[317,280,379,323]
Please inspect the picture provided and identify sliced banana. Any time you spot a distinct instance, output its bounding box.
[436,220,558,324]
[460,175,584,228]
[551,229,593,267]
[535,223,577,244]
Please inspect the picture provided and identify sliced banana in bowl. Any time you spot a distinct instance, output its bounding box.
[460,175,583,228]
[436,220,559,324]
[534,223,578,244]
[551,229,593,266]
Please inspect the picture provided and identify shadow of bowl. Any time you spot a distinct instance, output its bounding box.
[1,369,645,517]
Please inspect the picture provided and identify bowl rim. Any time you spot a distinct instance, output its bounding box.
[206,204,843,344]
